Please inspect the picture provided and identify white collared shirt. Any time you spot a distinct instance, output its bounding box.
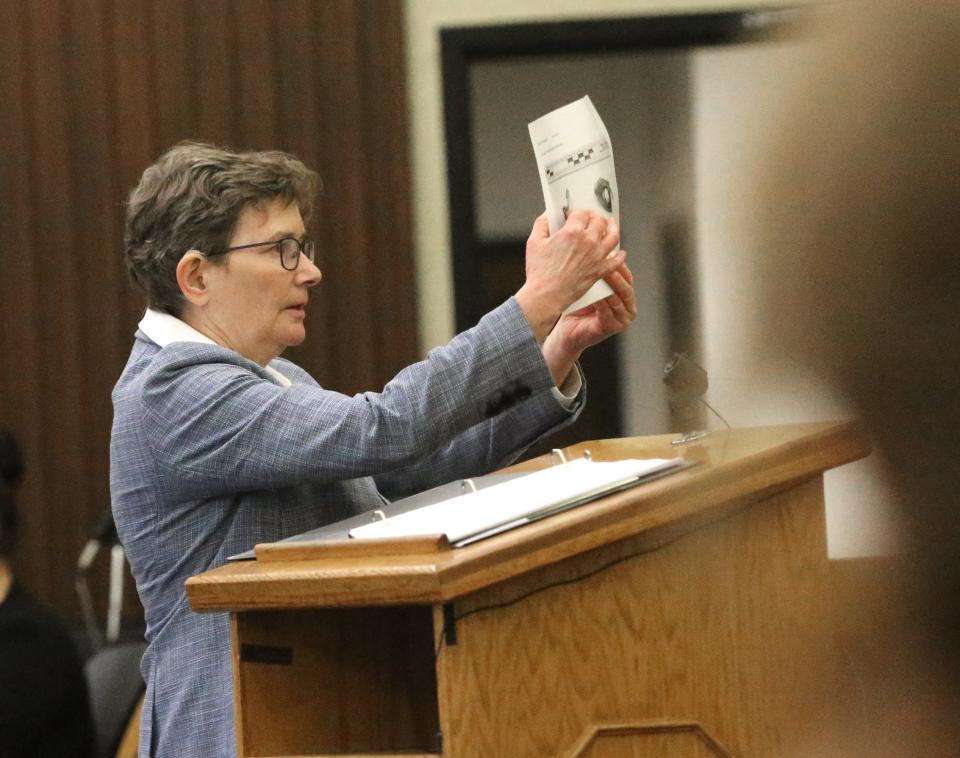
[138,309,292,387]
[137,308,581,404]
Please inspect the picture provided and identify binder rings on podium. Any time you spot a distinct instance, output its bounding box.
[349,454,685,546]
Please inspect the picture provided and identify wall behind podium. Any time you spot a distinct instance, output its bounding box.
[0,0,415,620]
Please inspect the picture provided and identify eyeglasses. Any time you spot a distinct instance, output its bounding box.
[207,237,317,271]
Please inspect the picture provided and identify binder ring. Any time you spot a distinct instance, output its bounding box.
[461,479,478,494]
[551,448,568,465]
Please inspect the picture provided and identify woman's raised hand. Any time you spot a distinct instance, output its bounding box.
[515,210,624,341]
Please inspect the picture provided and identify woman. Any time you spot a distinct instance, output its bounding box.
[111,142,635,757]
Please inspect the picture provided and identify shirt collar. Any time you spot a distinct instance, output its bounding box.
[138,309,292,387]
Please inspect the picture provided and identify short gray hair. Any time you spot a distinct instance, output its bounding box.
[124,142,319,316]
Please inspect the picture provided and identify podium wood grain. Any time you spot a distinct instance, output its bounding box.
[436,478,835,756]
[186,421,871,757]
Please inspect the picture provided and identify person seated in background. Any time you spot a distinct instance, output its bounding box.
[0,429,95,757]
[111,142,636,756]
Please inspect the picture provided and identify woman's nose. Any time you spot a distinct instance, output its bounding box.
[298,255,322,286]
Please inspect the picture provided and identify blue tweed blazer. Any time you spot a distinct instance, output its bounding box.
[110,298,583,757]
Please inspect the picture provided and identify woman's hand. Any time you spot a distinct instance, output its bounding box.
[541,261,637,387]
[515,210,623,341]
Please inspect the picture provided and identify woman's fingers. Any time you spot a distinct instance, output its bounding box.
[528,212,550,242]
[604,265,637,321]
[599,249,627,279]
[602,219,620,250]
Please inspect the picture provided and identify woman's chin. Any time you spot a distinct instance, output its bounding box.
[282,326,307,347]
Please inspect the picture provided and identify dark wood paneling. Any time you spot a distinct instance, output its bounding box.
[0,0,416,621]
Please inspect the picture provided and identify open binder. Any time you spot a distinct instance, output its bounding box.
[232,451,690,560]
[349,452,687,547]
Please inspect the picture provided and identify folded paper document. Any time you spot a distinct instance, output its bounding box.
[529,95,620,314]
[349,456,685,547]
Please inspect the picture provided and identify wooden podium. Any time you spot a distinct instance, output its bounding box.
[186,421,870,757]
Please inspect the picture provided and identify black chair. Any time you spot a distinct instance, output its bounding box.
[84,641,147,758]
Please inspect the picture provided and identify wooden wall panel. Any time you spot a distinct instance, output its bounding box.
[0,0,417,621]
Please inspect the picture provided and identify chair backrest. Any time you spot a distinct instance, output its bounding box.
[84,642,147,758]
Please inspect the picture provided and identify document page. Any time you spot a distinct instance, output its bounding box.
[529,95,620,313]
[349,457,684,546]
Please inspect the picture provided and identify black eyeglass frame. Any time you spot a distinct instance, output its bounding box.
[205,237,316,271]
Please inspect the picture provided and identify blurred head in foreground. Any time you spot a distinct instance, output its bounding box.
[749,0,959,744]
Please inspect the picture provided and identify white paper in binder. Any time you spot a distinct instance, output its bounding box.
[348,456,685,547]
[528,95,620,314]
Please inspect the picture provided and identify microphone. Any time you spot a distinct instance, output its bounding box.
[663,352,709,400]
[663,353,730,446]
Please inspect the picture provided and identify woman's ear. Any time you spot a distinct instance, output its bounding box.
[176,250,211,306]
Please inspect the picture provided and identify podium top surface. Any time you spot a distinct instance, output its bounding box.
[186,421,869,612]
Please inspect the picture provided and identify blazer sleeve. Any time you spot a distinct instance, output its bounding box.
[133,299,556,501]
[373,369,585,500]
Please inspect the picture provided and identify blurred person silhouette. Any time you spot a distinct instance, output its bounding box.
[0,429,95,757]
[746,1,960,753]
